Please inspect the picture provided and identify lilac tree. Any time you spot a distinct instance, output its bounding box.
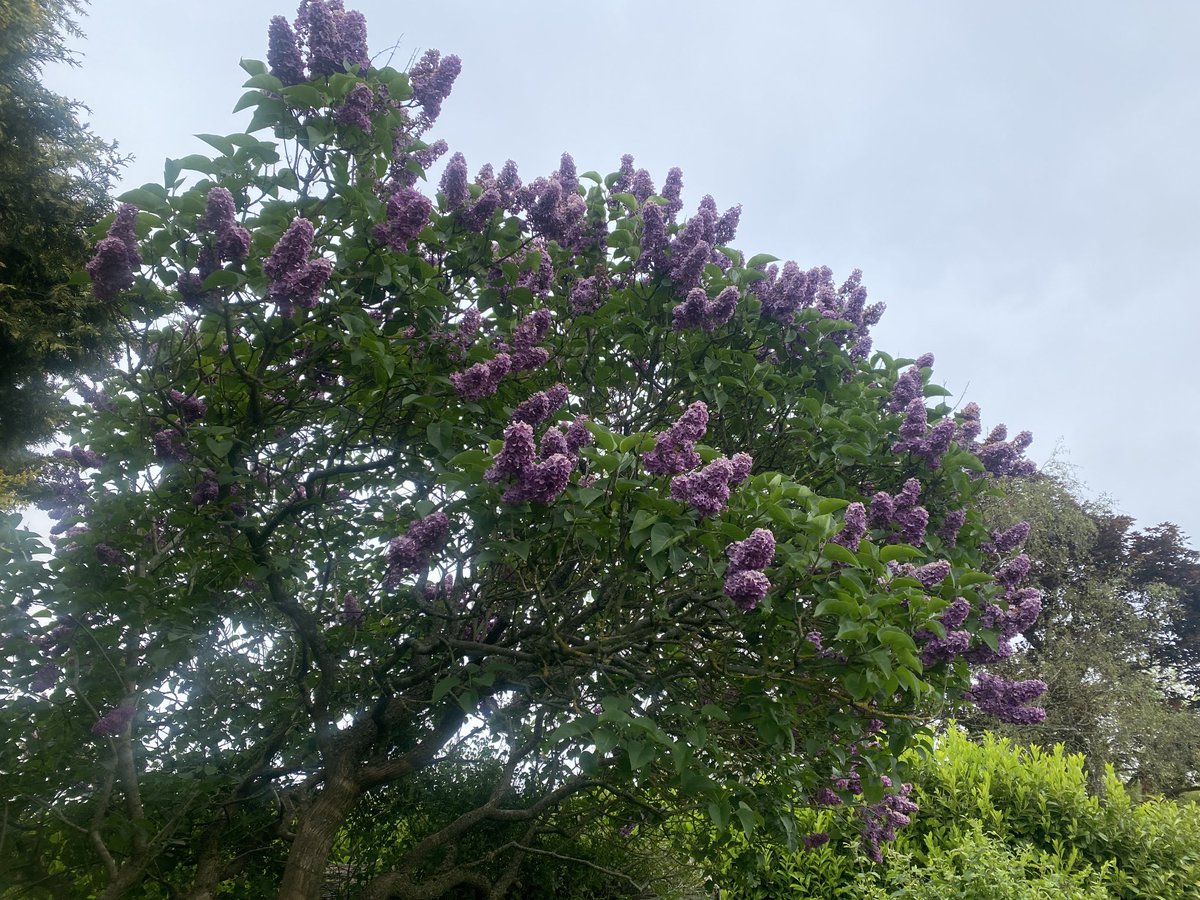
[0,3,1042,897]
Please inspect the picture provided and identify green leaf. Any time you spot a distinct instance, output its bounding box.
[822,543,858,566]
[201,270,244,291]
[243,72,284,91]
[746,253,780,268]
[880,544,922,563]
[625,740,654,770]
[232,90,264,114]
[649,522,676,555]
[239,58,268,76]
[195,133,236,156]
[431,675,458,703]
[283,84,326,109]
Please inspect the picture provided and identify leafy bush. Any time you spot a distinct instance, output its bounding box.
[713,730,1200,900]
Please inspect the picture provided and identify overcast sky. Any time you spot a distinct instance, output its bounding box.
[43,0,1200,541]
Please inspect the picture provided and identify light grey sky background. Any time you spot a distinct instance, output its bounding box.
[43,0,1200,540]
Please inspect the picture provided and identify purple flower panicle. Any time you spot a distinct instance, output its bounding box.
[87,204,142,301]
[92,703,135,737]
[387,511,450,578]
[644,401,708,476]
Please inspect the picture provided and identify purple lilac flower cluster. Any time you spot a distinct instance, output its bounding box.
[482,417,585,508]
[569,273,607,315]
[723,527,774,611]
[389,139,449,188]
[512,384,568,425]
[965,673,1047,724]
[670,453,752,518]
[192,470,219,506]
[643,401,708,476]
[196,187,252,264]
[671,287,739,332]
[648,193,741,291]
[409,49,462,124]
[168,390,208,423]
[341,592,365,625]
[86,204,142,301]
[449,353,510,402]
[334,82,374,130]
[263,218,332,316]
[937,509,966,547]
[92,703,136,738]
[831,502,868,551]
[891,397,956,467]
[386,511,450,581]
[858,783,919,863]
[886,355,932,413]
[485,407,592,505]
[373,185,432,250]
[449,309,554,402]
[985,521,1031,555]
[153,428,191,463]
[869,478,929,546]
[53,446,104,469]
[953,403,1037,478]
[488,239,555,300]
[269,1,369,82]
[516,154,591,252]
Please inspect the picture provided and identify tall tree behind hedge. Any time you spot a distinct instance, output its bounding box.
[0,0,124,502]
[973,470,1200,794]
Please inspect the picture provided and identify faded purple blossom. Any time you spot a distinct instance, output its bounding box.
[921,628,972,666]
[723,569,770,611]
[801,832,830,852]
[387,511,450,577]
[995,554,1031,591]
[672,286,739,332]
[886,365,925,413]
[728,452,752,485]
[450,353,511,402]
[726,528,775,573]
[896,505,929,546]
[832,502,868,551]
[153,428,190,463]
[988,521,1031,554]
[409,49,461,123]
[265,218,331,312]
[87,204,142,301]
[341,592,365,625]
[868,491,896,528]
[638,202,668,272]
[92,703,135,737]
[373,186,432,250]
[335,82,374,130]
[192,470,219,506]
[197,187,251,263]
[966,673,1047,724]
[503,453,573,504]
[940,597,971,629]
[644,401,708,476]
[511,383,568,426]
[486,421,536,483]
[439,152,470,210]
[301,0,369,77]
[267,15,306,85]
[538,427,569,459]
[670,457,739,518]
[508,308,552,371]
[569,275,604,315]
[914,560,950,590]
[168,390,207,423]
[938,510,966,547]
[565,415,593,453]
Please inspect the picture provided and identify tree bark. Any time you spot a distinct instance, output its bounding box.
[275,772,360,900]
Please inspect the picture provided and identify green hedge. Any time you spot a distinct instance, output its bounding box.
[713,729,1200,899]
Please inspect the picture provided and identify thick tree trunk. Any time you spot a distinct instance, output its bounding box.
[276,774,360,900]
